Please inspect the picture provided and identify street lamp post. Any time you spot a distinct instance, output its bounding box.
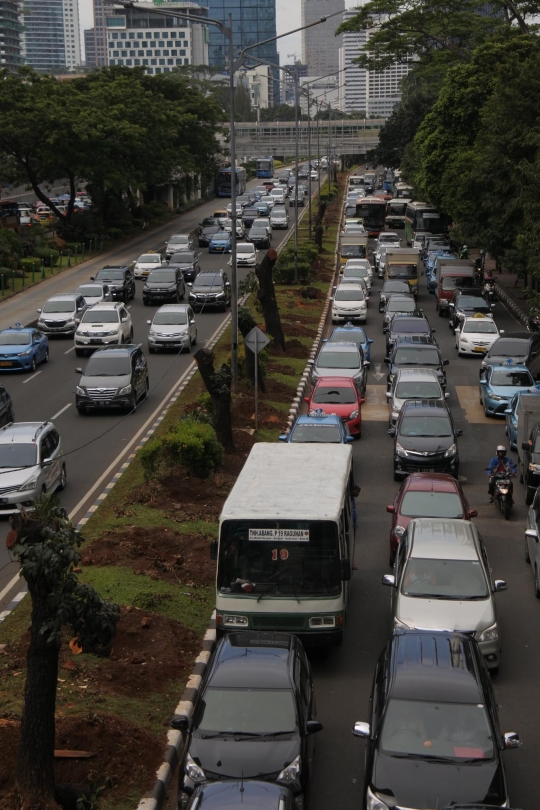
[293,64,300,284]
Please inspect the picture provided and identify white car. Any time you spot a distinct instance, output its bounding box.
[260,195,275,210]
[270,188,286,205]
[75,302,133,356]
[75,283,112,306]
[375,233,401,267]
[147,304,197,353]
[270,207,289,229]
[342,260,373,288]
[253,217,272,234]
[331,283,367,324]
[455,315,502,356]
[236,243,258,267]
[221,219,245,238]
[165,234,193,257]
[134,252,164,279]
[386,367,447,425]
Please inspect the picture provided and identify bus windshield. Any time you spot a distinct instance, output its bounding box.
[355,201,386,232]
[388,263,418,279]
[218,520,342,597]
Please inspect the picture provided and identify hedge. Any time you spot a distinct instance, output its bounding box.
[33,247,60,262]
[139,417,223,481]
[273,242,319,284]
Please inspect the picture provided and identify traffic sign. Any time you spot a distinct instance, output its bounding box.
[244,326,270,354]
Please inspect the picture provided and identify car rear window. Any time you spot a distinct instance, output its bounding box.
[491,370,533,386]
[313,386,356,404]
[400,491,463,518]
[489,339,528,356]
[393,320,429,334]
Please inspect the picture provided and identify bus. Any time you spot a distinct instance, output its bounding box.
[405,201,449,245]
[217,167,247,197]
[355,196,387,236]
[255,156,274,178]
[0,201,20,232]
[394,181,414,199]
[385,198,411,230]
[213,443,356,647]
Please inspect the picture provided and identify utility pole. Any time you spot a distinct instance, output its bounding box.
[293,63,300,284]
[228,12,238,393]
[307,88,312,241]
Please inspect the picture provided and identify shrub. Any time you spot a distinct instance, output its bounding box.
[139,417,222,481]
[34,247,60,262]
[274,247,312,284]
[20,257,40,271]
[106,228,124,240]
[63,242,83,252]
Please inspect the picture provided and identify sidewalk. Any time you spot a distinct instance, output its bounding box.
[493,272,530,328]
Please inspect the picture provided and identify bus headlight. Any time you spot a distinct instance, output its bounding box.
[309,616,336,628]
[222,615,249,627]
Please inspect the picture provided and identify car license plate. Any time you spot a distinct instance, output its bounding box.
[425,468,435,472]
[90,339,102,344]
[0,361,12,367]
[474,346,485,352]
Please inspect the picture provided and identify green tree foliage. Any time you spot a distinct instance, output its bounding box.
[139,418,223,480]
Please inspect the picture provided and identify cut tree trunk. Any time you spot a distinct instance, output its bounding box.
[194,348,235,451]
[238,307,265,392]
[255,249,286,352]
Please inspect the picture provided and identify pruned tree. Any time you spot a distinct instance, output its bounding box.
[255,249,286,352]
[238,306,266,392]
[194,348,235,451]
[8,499,120,810]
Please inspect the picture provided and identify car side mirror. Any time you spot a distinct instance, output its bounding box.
[525,528,538,541]
[306,720,323,735]
[170,715,189,731]
[304,397,310,403]
[278,434,288,442]
[384,356,390,364]
[388,427,396,436]
[359,398,365,405]
[42,457,53,467]
[386,504,395,513]
[503,732,522,750]
[385,392,392,399]
[480,379,487,385]
[345,435,354,444]
[352,722,370,738]
[382,574,396,587]
[307,360,314,366]
[500,329,505,334]
[504,408,512,414]
[190,319,196,325]
[341,558,351,581]
[188,282,193,287]
[443,359,449,366]
[146,320,152,325]
[90,276,95,281]
[455,429,463,437]
[468,509,478,518]
[75,368,82,374]
[368,339,373,344]
[494,579,507,592]
[209,541,218,561]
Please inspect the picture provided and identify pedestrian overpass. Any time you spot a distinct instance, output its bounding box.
[224,119,384,157]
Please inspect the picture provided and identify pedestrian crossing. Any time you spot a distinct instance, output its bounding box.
[362,384,495,424]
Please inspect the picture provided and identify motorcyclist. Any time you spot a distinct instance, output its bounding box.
[484,268,494,282]
[528,305,540,333]
[487,445,517,502]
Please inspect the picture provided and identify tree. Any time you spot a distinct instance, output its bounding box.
[255,249,286,352]
[8,499,119,810]
[238,306,266,391]
[193,349,235,452]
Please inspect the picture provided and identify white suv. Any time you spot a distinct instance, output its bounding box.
[134,252,164,279]
[236,243,257,267]
[75,302,133,356]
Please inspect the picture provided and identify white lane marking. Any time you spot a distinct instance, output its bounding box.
[22,371,42,384]
[0,571,21,603]
[51,403,72,420]
[373,362,385,381]
[64,345,76,354]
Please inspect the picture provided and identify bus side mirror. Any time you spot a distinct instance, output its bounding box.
[210,541,218,560]
[341,558,351,581]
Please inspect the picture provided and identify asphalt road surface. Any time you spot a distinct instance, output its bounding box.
[308,236,538,810]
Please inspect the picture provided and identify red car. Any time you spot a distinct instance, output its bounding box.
[386,473,477,566]
[304,376,364,437]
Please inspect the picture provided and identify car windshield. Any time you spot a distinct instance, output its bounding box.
[212,233,230,241]
[387,300,416,313]
[84,356,131,376]
[388,263,417,279]
[383,282,409,294]
[491,370,533,386]
[380,699,494,760]
[250,229,266,236]
[341,245,367,258]
[0,332,31,345]
[169,236,188,243]
[317,350,359,369]
[396,381,441,399]
[77,286,102,297]
[218,519,342,596]
[394,348,440,365]
[463,321,498,334]
[399,415,452,437]
[343,267,368,279]
[195,275,222,287]
[380,235,399,244]
[335,289,364,301]
[173,251,195,262]
[458,296,488,308]
[313,386,356,404]
[82,310,118,323]
[148,272,176,283]
[138,255,160,264]
[490,339,528,357]
[195,688,297,736]
[400,491,464,518]
[393,320,429,334]
[237,246,254,254]
[43,300,75,313]
[96,270,123,281]
[329,330,365,346]
[402,557,488,599]
[0,443,37,468]
[290,424,343,443]
[153,311,188,325]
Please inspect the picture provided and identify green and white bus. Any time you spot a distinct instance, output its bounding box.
[405,201,449,245]
[213,443,356,647]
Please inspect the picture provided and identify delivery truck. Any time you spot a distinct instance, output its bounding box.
[435,258,475,315]
[516,390,540,504]
[385,247,422,295]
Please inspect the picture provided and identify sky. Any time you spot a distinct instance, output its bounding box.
[78,1,357,61]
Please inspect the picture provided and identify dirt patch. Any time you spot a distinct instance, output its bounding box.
[0,714,163,810]
[233,395,285,428]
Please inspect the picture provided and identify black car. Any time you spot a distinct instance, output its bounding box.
[174,632,322,807]
[382,294,419,332]
[389,399,461,479]
[449,288,492,328]
[168,251,200,282]
[143,268,185,306]
[248,226,272,249]
[379,280,411,312]
[199,216,221,230]
[386,314,434,355]
[198,224,222,248]
[0,384,14,427]
[92,265,135,303]
[241,207,259,228]
[386,336,449,390]
[76,344,149,413]
[185,781,296,810]
[353,630,521,810]
[481,331,540,381]
[189,270,231,311]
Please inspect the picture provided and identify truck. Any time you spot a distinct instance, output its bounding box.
[516,391,540,504]
[385,247,422,295]
[435,258,475,316]
[339,234,369,267]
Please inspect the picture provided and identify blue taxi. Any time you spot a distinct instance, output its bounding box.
[0,325,49,372]
[279,411,353,444]
[479,362,534,417]
[325,323,373,366]
[208,231,232,254]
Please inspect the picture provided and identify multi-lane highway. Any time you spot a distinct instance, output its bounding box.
[309,233,539,810]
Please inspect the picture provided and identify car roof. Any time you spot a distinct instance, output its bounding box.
[403,472,463,494]
[394,336,437,348]
[209,632,294,689]
[47,294,79,301]
[87,302,122,310]
[313,375,356,387]
[400,399,450,415]
[396,368,439,382]
[320,342,359,353]
[491,333,531,342]
[389,631,483,704]
[1,326,32,334]
[155,304,190,311]
[409,518,479,561]
[330,325,366,335]
[489,363,530,372]
[296,413,343,426]
[91,344,140,357]
[100,265,129,271]
[0,421,52,444]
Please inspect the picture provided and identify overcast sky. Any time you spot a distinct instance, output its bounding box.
[78,1,357,61]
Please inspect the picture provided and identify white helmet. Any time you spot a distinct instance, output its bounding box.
[496,445,506,453]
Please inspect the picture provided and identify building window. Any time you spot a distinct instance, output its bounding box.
[178,31,185,37]
[162,50,169,56]
[170,32,177,38]
[176,59,182,64]
[164,67,170,73]
[129,50,136,56]
[135,59,140,65]
[142,59,148,65]
[126,59,132,65]
[151,58,157,65]
[142,42,148,47]
[184,58,189,65]
[117,59,124,65]
[179,49,186,56]
[121,50,127,57]
[154,50,161,56]
[171,50,177,56]
[167,58,173,64]
[167,41,173,47]
[147,68,153,74]
[159,58,165,65]
[113,50,119,57]
[109,59,116,65]
[153,32,160,38]
[156,68,162,73]
[184,41,188,47]
[129,33,135,39]
[120,33,127,39]
[106,16,125,27]
[146,50,152,56]
[138,50,144,56]
[137,33,143,39]
[112,33,119,40]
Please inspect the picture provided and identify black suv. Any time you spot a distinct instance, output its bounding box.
[449,288,492,328]
[248,225,272,249]
[173,632,322,808]
[389,399,461,479]
[167,251,200,282]
[92,265,135,304]
[241,206,259,228]
[198,225,221,248]
[481,331,540,381]
[353,630,521,810]
[189,270,231,311]
[386,336,449,390]
[379,280,411,312]
[386,314,434,355]
[76,344,149,413]
[143,267,185,306]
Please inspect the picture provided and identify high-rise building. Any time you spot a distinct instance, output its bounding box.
[84,28,96,67]
[197,0,280,105]
[301,0,344,77]
[93,0,108,67]
[0,0,23,74]
[21,0,81,72]
[105,2,209,76]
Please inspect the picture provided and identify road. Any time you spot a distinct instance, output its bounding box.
[308,235,539,810]
[0,178,301,610]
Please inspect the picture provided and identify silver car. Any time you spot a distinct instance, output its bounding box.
[382,518,506,670]
[524,486,540,596]
[75,283,112,306]
[37,294,88,336]
[147,304,197,353]
[270,207,289,229]
[386,367,448,425]
[310,342,367,396]
[0,421,66,514]
[166,234,193,257]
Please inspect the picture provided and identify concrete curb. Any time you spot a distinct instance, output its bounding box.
[494,282,529,328]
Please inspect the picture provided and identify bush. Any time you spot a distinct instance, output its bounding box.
[0,266,25,280]
[63,242,83,252]
[106,228,125,240]
[274,247,312,284]
[34,247,60,262]
[20,257,40,271]
[139,417,222,481]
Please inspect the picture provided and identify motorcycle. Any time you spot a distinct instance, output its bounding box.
[528,312,540,333]
[484,280,496,303]
[488,471,515,520]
